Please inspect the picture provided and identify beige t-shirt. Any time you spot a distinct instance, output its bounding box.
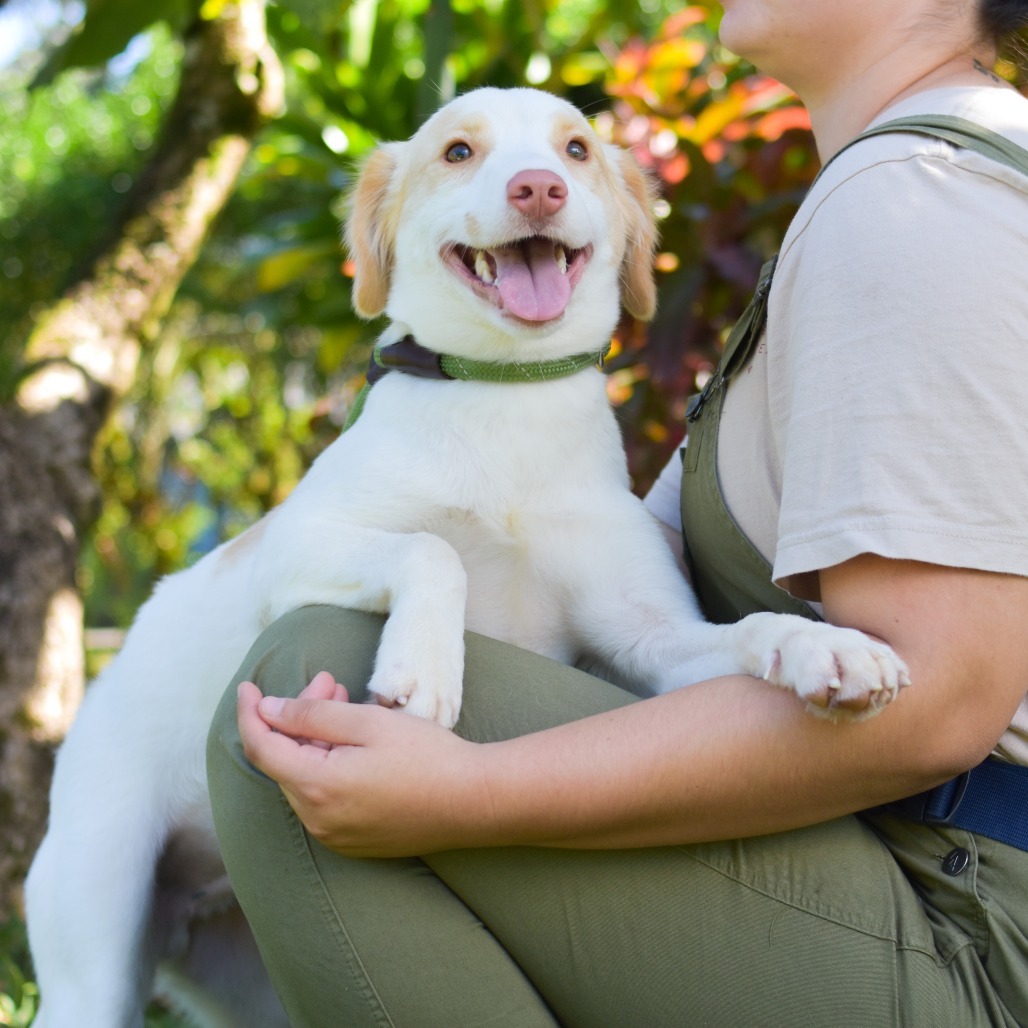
[645,86,1028,763]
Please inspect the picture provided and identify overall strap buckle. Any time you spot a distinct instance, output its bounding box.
[688,254,778,424]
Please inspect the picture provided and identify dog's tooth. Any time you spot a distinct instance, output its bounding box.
[555,244,568,274]
[475,249,495,284]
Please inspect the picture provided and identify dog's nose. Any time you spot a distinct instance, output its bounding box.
[507,169,568,219]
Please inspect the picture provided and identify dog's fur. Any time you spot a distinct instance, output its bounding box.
[26,88,907,1027]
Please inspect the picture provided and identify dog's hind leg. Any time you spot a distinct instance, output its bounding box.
[26,686,202,1028]
[27,811,165,1027]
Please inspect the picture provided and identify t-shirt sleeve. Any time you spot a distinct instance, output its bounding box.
[768,152,1028,591]
[643,446,684,531]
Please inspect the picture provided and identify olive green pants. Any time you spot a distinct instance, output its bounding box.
[207,606,1027,1027]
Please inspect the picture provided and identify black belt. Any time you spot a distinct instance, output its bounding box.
[875,757,1028,851]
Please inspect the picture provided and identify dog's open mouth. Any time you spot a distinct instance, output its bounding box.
[443,237,592,323]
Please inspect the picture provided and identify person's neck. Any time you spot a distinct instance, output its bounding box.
[805,52,1010,163]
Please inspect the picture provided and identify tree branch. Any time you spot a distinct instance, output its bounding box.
[0,0,283,917]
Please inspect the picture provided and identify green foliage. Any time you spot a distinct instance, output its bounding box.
[0,25,182,398]
[0,917,37,1027]
[31,0,195,86]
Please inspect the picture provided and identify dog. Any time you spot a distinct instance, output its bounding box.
[25,87,909,1027]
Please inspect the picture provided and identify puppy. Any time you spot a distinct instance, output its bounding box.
[26,87,908,1027]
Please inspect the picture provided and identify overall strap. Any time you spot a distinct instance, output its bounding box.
[679,256,817,623]
[818,114,1028,181]
[679,115,1028,625]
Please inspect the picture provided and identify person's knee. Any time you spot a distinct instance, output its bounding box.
[240,604,386,702]
[207,604,385,782]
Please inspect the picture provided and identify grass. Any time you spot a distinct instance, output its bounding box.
[0,918,36,1028]
[0,915,195,1027]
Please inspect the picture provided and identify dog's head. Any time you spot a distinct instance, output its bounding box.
[345,88,658,360]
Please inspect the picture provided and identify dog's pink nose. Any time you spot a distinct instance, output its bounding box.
[507,169,568,219]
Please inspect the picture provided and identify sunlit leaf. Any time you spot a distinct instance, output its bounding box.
[659,6,709,38]
[649,37,707,72]
[686,87,747,143]
[754,106,812,141]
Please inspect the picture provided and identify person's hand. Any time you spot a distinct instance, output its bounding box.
[275,670,350,749]
[237,676,489,856]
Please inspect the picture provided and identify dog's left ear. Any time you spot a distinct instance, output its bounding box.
[611,147,659,321]
[345,143,403,319]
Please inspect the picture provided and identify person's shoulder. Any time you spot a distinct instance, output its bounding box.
[816,86,1028,191]
[871,84,1028,138]
[780,87,1028,265]
[922,84,1028,147]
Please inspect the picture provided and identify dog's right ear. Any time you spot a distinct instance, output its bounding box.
[345,143,402,319]
[612,148,659,322]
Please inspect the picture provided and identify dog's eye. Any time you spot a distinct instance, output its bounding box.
[445,142,473,163]
[566,140,589,162]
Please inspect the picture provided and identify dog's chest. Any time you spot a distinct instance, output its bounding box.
[336,374,630,657]
[428,498,579,657]
[431,416,621,654]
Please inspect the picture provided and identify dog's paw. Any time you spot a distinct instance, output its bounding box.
[760,622,910,720]
[368,647,463,729]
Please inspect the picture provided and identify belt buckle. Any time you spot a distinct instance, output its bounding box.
[922,769,972,826]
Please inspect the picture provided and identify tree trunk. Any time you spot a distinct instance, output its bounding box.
[0,0,283,919]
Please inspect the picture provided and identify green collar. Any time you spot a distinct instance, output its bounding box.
[344,334,610,430]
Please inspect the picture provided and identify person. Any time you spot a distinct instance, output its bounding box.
[207,1,1028,1024]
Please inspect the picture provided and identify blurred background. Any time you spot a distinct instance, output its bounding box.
[0,1,1023,1022]
[1,0,823,633]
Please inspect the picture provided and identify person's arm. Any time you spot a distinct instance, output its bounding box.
[655,519,691,583]
[239,554,1028,857]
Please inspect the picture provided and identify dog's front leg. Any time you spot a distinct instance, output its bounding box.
[690,611,910,718]
[253,519,467,727]
[580,575,907,717]
[563,508,908,718]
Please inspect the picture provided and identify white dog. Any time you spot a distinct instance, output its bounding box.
[26,87,908,1027]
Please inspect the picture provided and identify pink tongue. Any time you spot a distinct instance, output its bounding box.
[493,239,571,322]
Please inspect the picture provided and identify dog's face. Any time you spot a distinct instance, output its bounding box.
[345,88,658,360]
